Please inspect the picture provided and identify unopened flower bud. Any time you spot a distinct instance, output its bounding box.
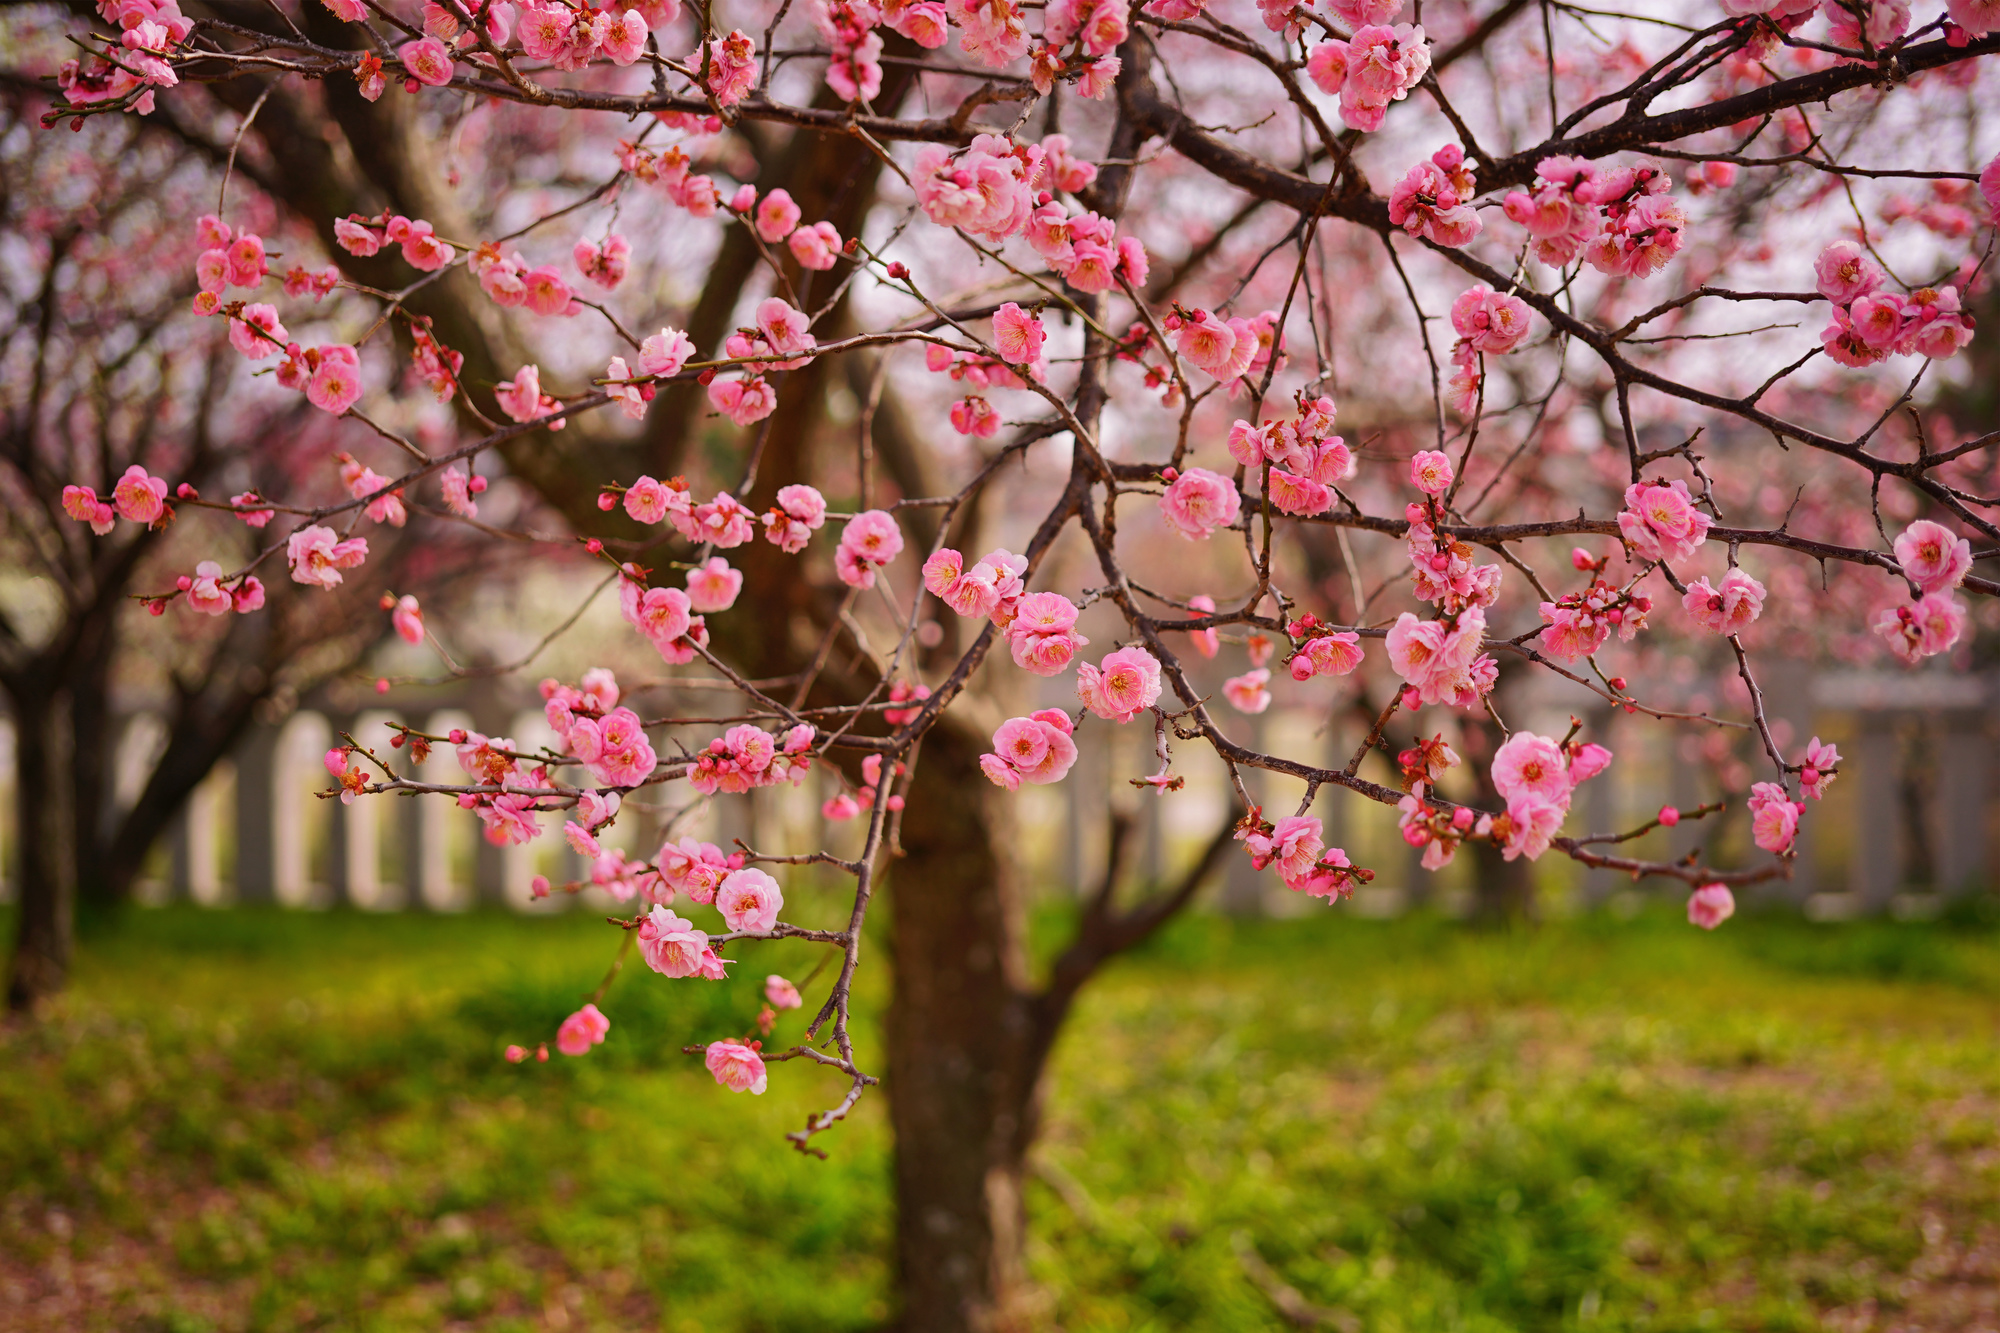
[1658,805,1680,826]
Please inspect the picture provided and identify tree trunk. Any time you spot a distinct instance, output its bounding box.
[886,719,1039,1333]
[7,691,77,1013]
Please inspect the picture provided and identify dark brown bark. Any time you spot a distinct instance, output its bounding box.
[7,691,76,1013]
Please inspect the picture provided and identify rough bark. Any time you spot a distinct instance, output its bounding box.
[7,691,76,1013]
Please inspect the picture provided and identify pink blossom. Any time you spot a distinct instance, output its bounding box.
[398,36,455,86]
[1186,594,1220,658]
[232,578,266,613]
[1681,567,1766,635]
[398,219,454,271]
[1687,883,1735,930]
[837,510,904,587]
[640,327,695,377]
[688,493,757,547]
[1387,160,1481,247]
[185,562,232,616]
[1798,736,1840,801]
[984,711,1080,785]
[1408,450,1453,496]
[622,475,676,525]
[602,10,648,63]
[62,485,116,535]
[686,557,743,612]
[911,134,1035,240]
[1449,285,1532,354]
[1265,468,1332,516]
[1849,292,1907,350]
[1536,602,1609,662]
[1290,632,1363,680]
[708,375,778,426]
[522,266,575,317]
[1748,781,1799,854]
[574,233,630,290]
[1306,39,1351,95]
[717,868,784,933]
[992,302,1046,366]
[1813,241,1882,304]
[1951,0,2000,34]
[705,1039,768,1093]
[1174,310,1237,376]
[564,820,604,861]
[951,395,1002,437]
[306,347,364,415]
[658,837,731,903]
[1500,795,1565,862]
[1158,467,1241,540]
[1076,645,1162,723]
[555,1003,610,1056]
[1491,731,1569,805]
[287,525,369,588]
[1872,592,1966,663]
[1617,478,1712,564]
[580,707,657,787]
[228,303,287,359]
[755,189,802,242]
[1893,520,1971,594]
[1340,23,1429,127]
[112,465,169,524]
[766,974,803,1009]
[1241,814,1325,881]
[391,594,425,644]
[789,221,841,269]
[1224,669,1272,714]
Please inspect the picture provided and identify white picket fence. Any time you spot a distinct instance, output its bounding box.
[0,667,1991,916]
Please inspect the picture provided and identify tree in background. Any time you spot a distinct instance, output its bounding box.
[0,94,498,1008]
[12,0,2000,1323]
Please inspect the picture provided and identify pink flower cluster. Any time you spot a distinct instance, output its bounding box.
[1387,146,1480,248]
[1226,394,1351,516]
[1030,0,1124,97]
[569,706,660,788]
[981,709,1080,788]
[1385,608,1496,710]
[823,753,905,819]
[1024,194,1149,296]
[556,1004,610,1056]
[836,509,905,588]
[1077,645,1162,723]
[1747,781,1801,854]
[471,244,578,317]
[1465,731,1612,863]
[914,133,1039,241]
[1681,566,1765,636]
[1306,22,1431,133]
[924,546,1031,622]
[1797,736,1840,802]
[1535,548,1650,660]
[1237,812,1368,900]
[1007,592,1089,676]
[1445,284,1533,412]
[1504,157,1684,278]
[1283,615,1365,681]
[949,0,1030,67]
[339,452,407,527]
[705,1039,768,1093]
[618,567,712,665]
[1815,242,1975,366]
[1157,466,1242,541]
[617,141,723,216]
[1405,504,1501,613]
[809,0,886,102]
[1687,884,1735,931]
[495,364,566,427]
[1617,477,1713,564]
[656,835,742,903]
[190,215,267,303]
[762,483,829,553]
[639,905,730,979]
[689,723,816,796]
[334,212,455,271]
[1168,306,1282,387]
[59,0,190,114]
[286,524,369,589]
[63,464,169,534]
[574,232,630,289]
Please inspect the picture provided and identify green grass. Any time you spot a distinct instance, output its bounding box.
[4,901,1998,1332]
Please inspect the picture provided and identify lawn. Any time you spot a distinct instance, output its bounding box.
[3,899,1998,1332]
